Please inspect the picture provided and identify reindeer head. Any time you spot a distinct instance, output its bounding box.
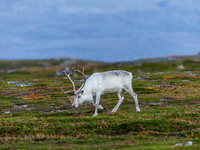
[62,67,86,108]
[72,90,84,108]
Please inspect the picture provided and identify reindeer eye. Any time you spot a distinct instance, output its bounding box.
[78,96,81,98]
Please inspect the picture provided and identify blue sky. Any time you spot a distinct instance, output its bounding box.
[1,0,200,62]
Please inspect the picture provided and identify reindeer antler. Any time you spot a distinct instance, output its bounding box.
[62,71,76,94]
[74,66,87,94]
[62,66,87,95]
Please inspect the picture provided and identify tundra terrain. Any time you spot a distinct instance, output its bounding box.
[0,57,200,149]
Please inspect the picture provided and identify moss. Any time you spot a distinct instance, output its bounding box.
[133,87,159,94]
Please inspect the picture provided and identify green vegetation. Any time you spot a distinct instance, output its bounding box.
[0,58,200,149]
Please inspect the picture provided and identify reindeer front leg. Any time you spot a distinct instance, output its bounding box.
[90,102,105,110]
[91,95,105,110]
[93,93,101,117]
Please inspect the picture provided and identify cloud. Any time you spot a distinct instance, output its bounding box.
[1,0,200,62]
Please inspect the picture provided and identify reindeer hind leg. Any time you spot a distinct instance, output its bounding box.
[111,91,124,113]
[124,86,140,112]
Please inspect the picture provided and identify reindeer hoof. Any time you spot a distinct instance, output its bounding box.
[93,113,98,117]
[98,105,104,110]
[111,110,116,113]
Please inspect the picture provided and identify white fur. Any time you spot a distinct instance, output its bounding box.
[71,70,140,116]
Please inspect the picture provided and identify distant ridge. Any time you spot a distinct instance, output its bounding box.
[124,54,200,64]
[1,54,200,71]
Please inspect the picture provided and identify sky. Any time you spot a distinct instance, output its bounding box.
[1,0,200,62]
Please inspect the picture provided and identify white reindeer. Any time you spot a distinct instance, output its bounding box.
[62,67,140,116]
